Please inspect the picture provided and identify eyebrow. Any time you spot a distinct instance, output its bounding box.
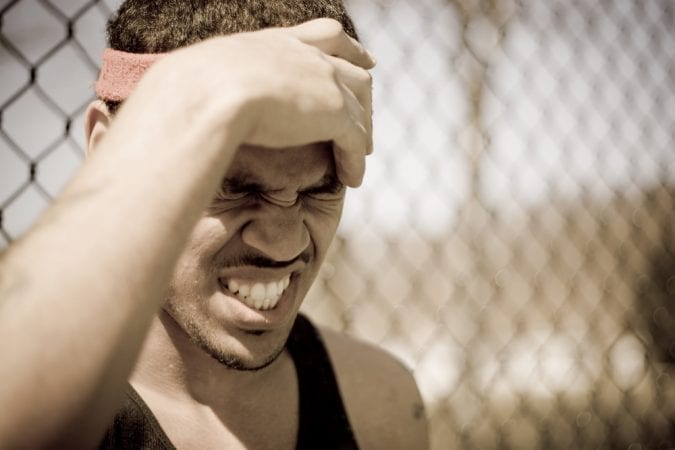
[220,174,344,194]
[220,175,265,194]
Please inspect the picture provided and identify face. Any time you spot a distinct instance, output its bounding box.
[163,143,345,370]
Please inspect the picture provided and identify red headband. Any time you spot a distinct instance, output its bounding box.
[95,48,166,102]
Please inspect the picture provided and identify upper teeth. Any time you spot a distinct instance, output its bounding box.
[226,276,291,311]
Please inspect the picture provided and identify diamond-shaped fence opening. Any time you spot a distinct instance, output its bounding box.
[37,41,98,115]
[3,86,65,158]
[1,0,674,449]
[2,0,67,65]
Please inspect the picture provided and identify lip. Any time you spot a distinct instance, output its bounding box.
[218,260,305,281]
[214,273,299,330]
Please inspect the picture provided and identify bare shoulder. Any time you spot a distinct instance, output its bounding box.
[318,325,429,450]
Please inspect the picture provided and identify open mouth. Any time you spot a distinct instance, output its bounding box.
[222,275,291,311]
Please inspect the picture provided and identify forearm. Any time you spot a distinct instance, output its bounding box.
[0,83,248,447]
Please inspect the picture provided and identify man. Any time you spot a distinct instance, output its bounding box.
[0,1,428,448]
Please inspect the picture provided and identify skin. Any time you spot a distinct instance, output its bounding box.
[126,144,344,449]
[160,144,345,371]
[0,18,428,449]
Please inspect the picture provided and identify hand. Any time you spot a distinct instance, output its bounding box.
[144,19,375,187]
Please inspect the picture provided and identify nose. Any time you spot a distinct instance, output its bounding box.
[241,203,310,262]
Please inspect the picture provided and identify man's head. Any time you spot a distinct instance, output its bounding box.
[167,143,345,371]
[92,0,360,371]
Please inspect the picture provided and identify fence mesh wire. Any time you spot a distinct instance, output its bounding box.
[1,0,674,448]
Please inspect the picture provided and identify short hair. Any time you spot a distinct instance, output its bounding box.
[103,0,358,112]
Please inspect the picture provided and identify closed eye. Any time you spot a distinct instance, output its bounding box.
[215,190,249,201]
[214,175,344,205]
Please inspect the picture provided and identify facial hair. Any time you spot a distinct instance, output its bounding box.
[183,317,287,371]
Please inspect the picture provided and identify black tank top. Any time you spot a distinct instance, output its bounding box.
[99,314,359,449]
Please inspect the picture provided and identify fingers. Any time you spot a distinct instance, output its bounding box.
[287,18,375,162]
[333,82,368,187]
[327,55,373,155]
[238,18,374,186]
[327,54,373,186]
[333,142,366,188]
[286,18,376,70]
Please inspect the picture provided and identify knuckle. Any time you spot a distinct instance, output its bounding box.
[327,86,346,111]
[317,80,346,114]
[318,57,338,78]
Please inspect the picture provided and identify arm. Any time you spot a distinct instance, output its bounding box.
[320,327,430,450]
[0,19,374,448]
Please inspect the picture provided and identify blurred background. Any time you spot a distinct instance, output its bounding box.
[1,0,673,448]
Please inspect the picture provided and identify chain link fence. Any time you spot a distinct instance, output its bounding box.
[1,0,674,448]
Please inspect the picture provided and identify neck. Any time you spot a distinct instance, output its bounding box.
[130,311,294,407]
[128,312,299,449]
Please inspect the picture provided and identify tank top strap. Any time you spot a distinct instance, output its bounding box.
[287,314,359,450]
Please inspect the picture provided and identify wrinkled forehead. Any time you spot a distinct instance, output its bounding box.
[225,143,336,189]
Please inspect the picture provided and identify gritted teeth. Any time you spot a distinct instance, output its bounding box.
[225,275,291,311]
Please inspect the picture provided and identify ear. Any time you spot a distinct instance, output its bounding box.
[84,100,112,157]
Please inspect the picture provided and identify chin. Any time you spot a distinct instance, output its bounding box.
[195,333,287,371]
[166,303,293,370]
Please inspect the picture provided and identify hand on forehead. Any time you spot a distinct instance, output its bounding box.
[95,18,374,188]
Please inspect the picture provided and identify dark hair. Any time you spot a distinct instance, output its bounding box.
[104,0,358,113]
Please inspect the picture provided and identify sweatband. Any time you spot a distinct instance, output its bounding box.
[95,48,166,102]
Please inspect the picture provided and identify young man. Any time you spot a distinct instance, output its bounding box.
[0,1,428,448]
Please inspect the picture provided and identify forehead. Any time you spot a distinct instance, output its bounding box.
[225,143,336,188]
